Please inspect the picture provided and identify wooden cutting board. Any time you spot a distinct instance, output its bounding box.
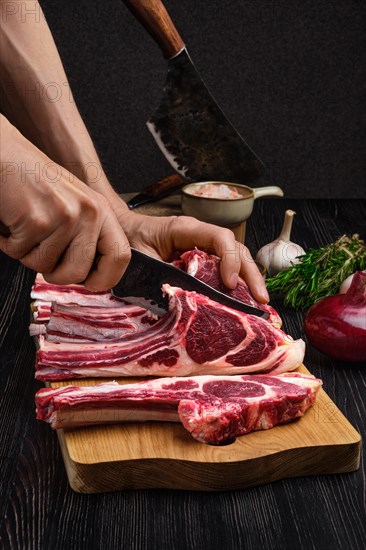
[50,365,361,493]
[46,197,360,492]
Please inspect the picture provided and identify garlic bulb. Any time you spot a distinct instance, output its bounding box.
[340,270,366,294]
[256,210,306,276]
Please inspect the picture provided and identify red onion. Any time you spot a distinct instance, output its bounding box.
[304,271,366,362]
[339,269,366,294]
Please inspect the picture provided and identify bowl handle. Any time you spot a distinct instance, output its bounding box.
[252,186,284,199]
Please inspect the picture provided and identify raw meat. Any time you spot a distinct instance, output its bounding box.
[35,284,305,381]
[174,249,281,326]
[31,300,53,323]
[35,372,321,444]
[30,274,157,341]
[45,303,156,343]
[29,323,47,337]
[31,273,127,307]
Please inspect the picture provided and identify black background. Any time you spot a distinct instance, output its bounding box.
[39,0,366,198]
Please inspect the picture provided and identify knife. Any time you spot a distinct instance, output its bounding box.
[121,0,264,183]
[127,173,185,209]
[0,221,267,318]
[113,248,269,319]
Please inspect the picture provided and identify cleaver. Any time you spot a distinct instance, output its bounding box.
[113,248,269,319]
[122,0,264,183]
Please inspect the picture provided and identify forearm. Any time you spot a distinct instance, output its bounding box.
[0,0,128,212]
[0,2,267,300]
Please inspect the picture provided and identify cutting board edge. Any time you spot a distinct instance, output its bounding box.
[57,434,361,494]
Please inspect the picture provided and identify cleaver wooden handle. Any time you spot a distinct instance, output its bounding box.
[122,0,185,59]
[127,174,185,209]
[141,173,184,198]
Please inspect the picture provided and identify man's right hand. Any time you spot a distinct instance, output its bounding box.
[0,115,131,290]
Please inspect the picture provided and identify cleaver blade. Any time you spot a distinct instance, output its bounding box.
[122,0,264,183]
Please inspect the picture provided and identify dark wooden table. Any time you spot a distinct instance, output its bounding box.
[0,199,365,550]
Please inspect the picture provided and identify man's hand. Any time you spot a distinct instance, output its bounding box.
[0,116,131,290]
[0,3,268,303]
[117,208,269,305]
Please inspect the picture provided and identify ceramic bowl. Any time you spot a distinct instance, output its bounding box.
[181,182,284,227]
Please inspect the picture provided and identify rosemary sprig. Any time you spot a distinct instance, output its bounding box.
[265,234,366,309]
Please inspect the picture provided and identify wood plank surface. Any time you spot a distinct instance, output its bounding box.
[51,365,360,493]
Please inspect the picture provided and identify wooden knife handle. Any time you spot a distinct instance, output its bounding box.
[122,0,185,59]
[143,174,184,197]
[127,174,185,209]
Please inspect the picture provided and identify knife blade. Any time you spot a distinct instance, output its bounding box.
[113,248,269,319]
[121,0,264,183]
